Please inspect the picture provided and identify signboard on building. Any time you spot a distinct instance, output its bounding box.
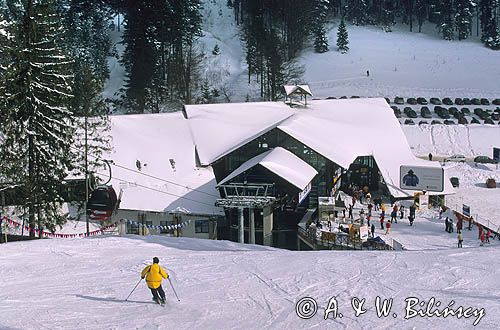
[400,165,444,192]
[494,147,500,161]
[298,181,312,204]
[463,204,471,217]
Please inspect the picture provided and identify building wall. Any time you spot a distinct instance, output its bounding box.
[113,209,216,240]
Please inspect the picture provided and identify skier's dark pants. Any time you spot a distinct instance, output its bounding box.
[150,285,166,301]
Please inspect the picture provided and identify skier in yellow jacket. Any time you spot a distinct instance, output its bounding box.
[141,257,169,304]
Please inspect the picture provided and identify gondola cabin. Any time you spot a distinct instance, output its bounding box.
[87,185,118,221]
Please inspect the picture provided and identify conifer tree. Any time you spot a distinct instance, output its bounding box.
[312,0,330,53]
[480,0,500,49]
[65,0,112,181]
[0,0,76,237]
[455,0,475,40]
[347,0,368,25]
[438,0,455,40]
[415,0,426,33]
[337,18,349,53]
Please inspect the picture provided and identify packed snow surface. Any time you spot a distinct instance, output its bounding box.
[1,235,499,329]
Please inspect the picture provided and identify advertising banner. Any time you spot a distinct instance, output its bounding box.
[400,165,444,192]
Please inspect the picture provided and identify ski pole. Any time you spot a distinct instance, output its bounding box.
[168,277,180,302]
[125,278,143,301]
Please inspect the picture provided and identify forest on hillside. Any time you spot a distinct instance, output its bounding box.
[3,0,498,113]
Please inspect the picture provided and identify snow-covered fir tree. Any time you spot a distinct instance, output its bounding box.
[347,0,368,26]
[64,0,111,185]
[415,0,427,33]
[438,0,455,40]
[480,0,500,49]
[480,0,495,41]
[337,18,349,53]
[312,0,330,53]
[455,0,476,40]
[0,0,76,237]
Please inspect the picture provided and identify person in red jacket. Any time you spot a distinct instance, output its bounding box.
[141,257,169,304]
[380,214,385,230]
[385,221,391,235]
[486,229,491,243]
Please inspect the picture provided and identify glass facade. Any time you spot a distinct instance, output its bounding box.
[214,128,338,199]
[213,128,347,249]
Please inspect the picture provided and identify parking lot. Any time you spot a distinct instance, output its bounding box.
[387,96,500,126]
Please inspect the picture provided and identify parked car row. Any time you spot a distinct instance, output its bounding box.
[395,104,500,125]
[388,97,500,107]
[442,154,498,164]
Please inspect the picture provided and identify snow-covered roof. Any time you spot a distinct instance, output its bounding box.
[217,147,318,190]
[283,85,313,97]
[102,113,223,215]
[184,102,293,165]
[186,98,453,198]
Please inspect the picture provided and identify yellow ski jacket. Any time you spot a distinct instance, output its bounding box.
[141,263,168,289]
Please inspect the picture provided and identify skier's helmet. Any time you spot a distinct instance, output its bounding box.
[153,257,159,264]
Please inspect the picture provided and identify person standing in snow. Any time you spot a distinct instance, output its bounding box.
[445,217,450,233]
[457,231,463,248]
[381,202,386,217]
[408,214,414,226]
[385,221,391,235]
[390,209,397,224]
[348,204,353,220]
[380,214,385,229]
[486,228,491,243]
[480,232,485,246]
[428,153,433,161]
[141,257,169,304]
[478,224,483,239]
[399,205,405,219]
[371,223,375,238]
[409,204,416,219]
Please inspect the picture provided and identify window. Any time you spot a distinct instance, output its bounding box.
[195,220,209,233]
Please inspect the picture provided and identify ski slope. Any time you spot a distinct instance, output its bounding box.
[1,235,499,330]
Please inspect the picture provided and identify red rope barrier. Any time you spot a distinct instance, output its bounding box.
[0,216,116,238]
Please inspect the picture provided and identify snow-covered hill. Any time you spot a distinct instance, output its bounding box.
[1,235,499,329]
[103,1,500,105]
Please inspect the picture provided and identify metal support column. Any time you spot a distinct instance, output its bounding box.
[249,208,255,244]
[239,208,244,243]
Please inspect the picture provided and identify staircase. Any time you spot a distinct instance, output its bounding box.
[309,185,318,208]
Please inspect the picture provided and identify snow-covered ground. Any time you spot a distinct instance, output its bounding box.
[403,124,500,158]
[301,23,500,100]
[1,235,499,329]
